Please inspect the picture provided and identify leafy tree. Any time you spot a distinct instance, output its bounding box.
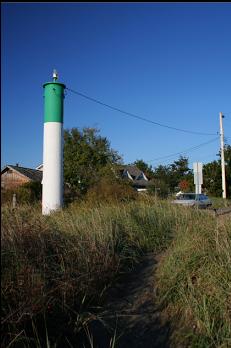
[169,156,193,191]
[148,179,170,198]
[152,164,171,183]
[151,165,171,197]
[151,156,193,194]
[203,160,222,196]
[224,144,231,197]
[179,179,190,192]
[203,144,231,197]
[64,127,122,195]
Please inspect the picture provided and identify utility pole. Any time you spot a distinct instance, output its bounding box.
[219,112,226,199]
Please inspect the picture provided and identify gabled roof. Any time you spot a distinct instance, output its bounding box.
[1,165,43,183]
[36,164,43,171]
[120,165,143,178]
[119,165,149,181]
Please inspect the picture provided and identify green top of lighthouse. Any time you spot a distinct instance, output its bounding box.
[43,70,66,123]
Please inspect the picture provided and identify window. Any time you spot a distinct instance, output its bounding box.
[183,194,195,200]
[137,174,144,180]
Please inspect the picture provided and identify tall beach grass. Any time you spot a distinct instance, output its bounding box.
[1,198,230,347]
[155,209,231,347]
[2,199,180,347]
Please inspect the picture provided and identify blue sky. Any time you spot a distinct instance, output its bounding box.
[2,3,231,170]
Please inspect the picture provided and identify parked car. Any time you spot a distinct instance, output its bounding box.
[172,193,212,209]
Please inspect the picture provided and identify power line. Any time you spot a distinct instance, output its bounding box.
[66,87,218,136]
[152,151,218,168]
[151,154,218,168]
[146,137,219,163]
[188,154,218,164]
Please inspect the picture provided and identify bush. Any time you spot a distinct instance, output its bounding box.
[147,181,169,198]
[1,181,42,205]
[85,176,138,204]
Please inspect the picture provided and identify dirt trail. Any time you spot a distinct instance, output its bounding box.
[81,210,231,347]
[86,253,171,348]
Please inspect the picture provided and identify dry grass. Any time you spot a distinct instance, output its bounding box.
[1,199,177,347]
[2,200,230,347]
[155,209,231,347]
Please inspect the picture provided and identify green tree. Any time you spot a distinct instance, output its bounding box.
[152,156,193,195]
[64,127,122,195]
[169,156,193,191]
[151,165,171,197]
[203,144,231,197]
[133,159,154,179]
[148,178,170,198]
[203,160,222,196]
[225,145,231,196]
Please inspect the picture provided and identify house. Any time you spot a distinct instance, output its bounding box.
[119,165,150,192]
[1,165,43,190]
[1,163,149,193]
[36,164,43,171]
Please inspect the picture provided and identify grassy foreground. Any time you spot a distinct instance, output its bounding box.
[1,199,178,347]
[1,198,231,347]
[156,211,231,347]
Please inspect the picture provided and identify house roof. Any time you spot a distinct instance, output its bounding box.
[36,164,43,171]
[2,165,43,183]
[116,165,150,189]
[119,165,144,178]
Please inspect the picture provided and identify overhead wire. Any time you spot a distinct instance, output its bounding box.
[151,150,219,168]
[66,87,218,136]
[188,154,219,166]
[144,137,219,163]
[66,87,228,166]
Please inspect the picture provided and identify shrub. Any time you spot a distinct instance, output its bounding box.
[85,176,138,204]
[1,181,42,205]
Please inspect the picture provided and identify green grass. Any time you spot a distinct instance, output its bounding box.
[1,199,179,347]
[210,197,231,209]
[155,208,231,347]
[1,199,231,347]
